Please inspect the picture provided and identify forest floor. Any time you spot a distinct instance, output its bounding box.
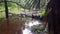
[0,17,26,34]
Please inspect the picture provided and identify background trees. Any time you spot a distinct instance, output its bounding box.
[0,0,49,19]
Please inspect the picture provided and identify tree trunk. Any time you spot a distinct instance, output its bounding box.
[4,0,9,19]
[45,0,60,34]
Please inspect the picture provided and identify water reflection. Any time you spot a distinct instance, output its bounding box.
[25,20,41,28]
[22,20,44,34]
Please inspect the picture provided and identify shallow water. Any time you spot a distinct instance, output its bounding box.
[22,20,47,34]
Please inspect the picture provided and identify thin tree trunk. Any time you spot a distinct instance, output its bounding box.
[4,0,9,19]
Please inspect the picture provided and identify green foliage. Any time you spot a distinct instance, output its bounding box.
[0,2,5,20]
[0,2,5,12]
[38,9,45,17]
[0,0,48,20]
[32,25,45,31]
[8,2,20,13]
[0,1,28,19]
[0,12,5,20]
[31,25,46,34]
[0,2,20,19]
[0,2,4,6]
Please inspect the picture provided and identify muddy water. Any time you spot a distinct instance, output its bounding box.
[0,17,48,34]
